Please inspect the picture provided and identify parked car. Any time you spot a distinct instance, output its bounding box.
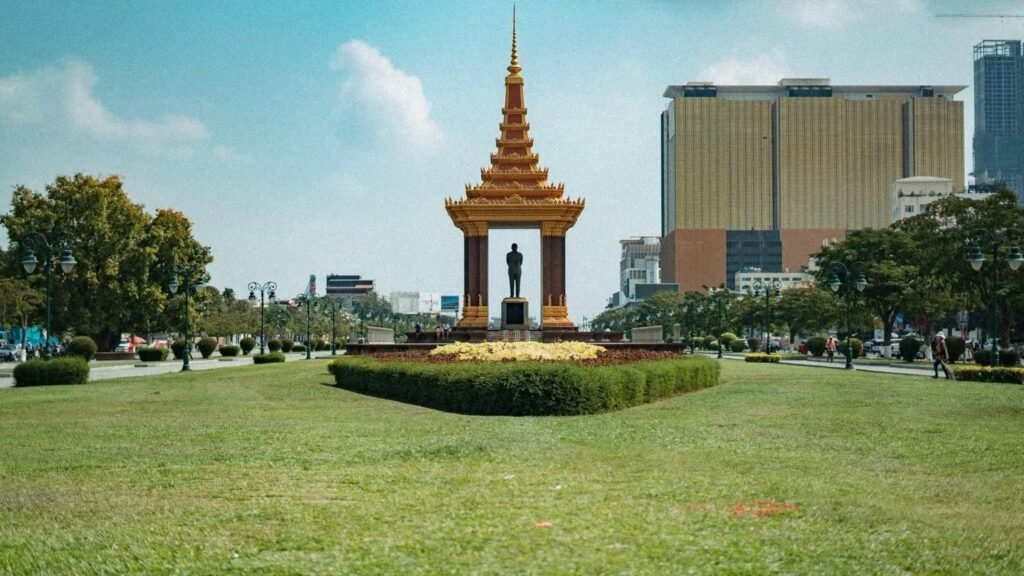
[0,344,20,362]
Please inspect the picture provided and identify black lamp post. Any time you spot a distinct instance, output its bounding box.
[828,263,868,370]
[168,269,206,372]
[708,285,726,358]
[323,298,340,356]
[967,229,1023,366]
[753,279,782,353]
[247,281,277,354]
[21,232,77,357]
[297,294,317,360]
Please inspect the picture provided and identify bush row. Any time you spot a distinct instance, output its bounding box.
[253,352,286,364]
[137,347,168,362]
[327,356,721,416]
[14,358,90,387]
[974,348,1021,367]
[744,353,781,363]
[952,365,1024,384]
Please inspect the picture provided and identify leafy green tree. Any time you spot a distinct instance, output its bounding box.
[774,286,843,343]
[0,278,44,348]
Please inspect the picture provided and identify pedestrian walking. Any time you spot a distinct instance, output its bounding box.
[932,333,954,379]
[825,336,837,363]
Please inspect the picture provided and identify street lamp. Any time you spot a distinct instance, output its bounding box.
[966,229,1023,366]
[708,285,727,358]
[828,263,868,370]
[21,231,76,357]
[168,269,206,371]
[247,281,277,354]
[297,293,317,360]
[753,279,782,353]
[322,297,341,355]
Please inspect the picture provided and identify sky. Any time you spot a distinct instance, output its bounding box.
[1,0,1023,322]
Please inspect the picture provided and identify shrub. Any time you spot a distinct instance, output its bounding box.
[316,340,327,351]
[841,337,863,359]
[975,349,994,366]
[704,339,719,351]
[945,335,965,363]
[744,353,781,363]
[719,332,739,347]
[239,337,255,355]
[952,365,1024,384]
[327,356,720,416]
[267,339,282,352]
[280,338,294,353]
[253,352,286,364]
[137,347,169,362]
[292,343,306,353]
[171,339,186,360]
[220,345,240,357]
[66,336,97,361]
[899,337,924,363]
[196,337,217,359]
[729,339,746,352]
[999,348,1020,367]
[805,336,826,357]
[14,357,89,387]
[747,338,761,352]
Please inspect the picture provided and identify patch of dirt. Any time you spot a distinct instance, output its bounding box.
[732,500,799,518]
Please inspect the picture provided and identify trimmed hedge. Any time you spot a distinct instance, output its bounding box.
[196,337,217,359]
[744,353,781,363]
[14,358,89,387]
[280,338,294,353]
[899,337,924,363]
[729,339,746,352]
[805,336,826,357]
[267,339,282,352]
[239,337,255,355]
[719,332,739,347]
[171,339,186,360]
[253,352,286,364]
[999,348,1020,367]
[952,365,1024,384]
[67,336,97,361]
[841,337,863,359]
[327,356,720,416]
[220,345,240,357]
[946,335,965,363]
[137,347,169,362]
[292,343,306,353]
[747,338,761,352]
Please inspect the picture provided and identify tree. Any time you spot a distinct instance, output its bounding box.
[774,286,843,343]
[0,278,44,350]
[1,174,212,350]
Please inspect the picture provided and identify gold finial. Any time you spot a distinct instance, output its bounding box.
[508,5,521,75]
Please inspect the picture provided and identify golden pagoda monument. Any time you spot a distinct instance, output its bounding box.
[446,11,584,331]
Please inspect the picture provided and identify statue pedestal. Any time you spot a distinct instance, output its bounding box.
[501,298,529,330]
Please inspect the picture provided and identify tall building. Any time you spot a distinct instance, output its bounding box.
[325,275,375,311]
[607,236,678,309]
[974,40,1024,202]
[661,78,965,291]
[892,176,953,222]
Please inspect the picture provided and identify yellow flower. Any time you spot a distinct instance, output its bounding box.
[430,341,606,362]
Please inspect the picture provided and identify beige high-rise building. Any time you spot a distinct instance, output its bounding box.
[660,78,965,292]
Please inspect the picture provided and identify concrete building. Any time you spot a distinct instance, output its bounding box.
[733,267,812,294]
[389,292,442,315]
[607,236,679,309]
[661,78,965,292]
[892,176,954,221]
[325,275,374,311]
[974,40,1024,202]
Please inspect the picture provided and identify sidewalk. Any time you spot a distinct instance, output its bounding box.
[701,351,948,378]
[0,350,343,388]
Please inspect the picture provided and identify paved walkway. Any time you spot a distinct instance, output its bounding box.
[702,351,948,378]
[0,351,343,388]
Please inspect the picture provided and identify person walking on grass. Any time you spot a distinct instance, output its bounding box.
[932,333,953,379]
[825,336,838,363]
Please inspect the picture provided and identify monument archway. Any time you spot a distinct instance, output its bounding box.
[445,17,583,332]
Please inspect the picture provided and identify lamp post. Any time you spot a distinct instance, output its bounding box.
[168,269,206,371]
[21,232,77,357]
[247,281,277,354]
[828,263,868,370]
[753,279,782,353]
[323,298,340,355]
[297,294,317,360]
[966,229,1023,366]
[708,285,726,358]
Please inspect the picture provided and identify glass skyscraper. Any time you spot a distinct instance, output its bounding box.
[974,40,1024,202]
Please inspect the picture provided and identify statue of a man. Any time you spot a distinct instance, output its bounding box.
[506,243,523,298]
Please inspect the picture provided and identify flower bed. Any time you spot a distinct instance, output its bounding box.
[744,353,782,363]
[366,347,681,366]
[327,354,720,416]
[430,341,605,362]
[951,365,1024,384]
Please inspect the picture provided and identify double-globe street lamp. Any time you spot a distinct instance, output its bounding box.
[296,293,317,360]
[966,229,1023,366]
[247,281,277,354]
[321,297,342,356]
[707,285,727,358]
[21,232,77,357]
[828,263,868,370]
[168,269,206,372]
[753,279,782,353]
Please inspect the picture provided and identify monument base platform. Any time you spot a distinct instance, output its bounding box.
[501,297,529,330]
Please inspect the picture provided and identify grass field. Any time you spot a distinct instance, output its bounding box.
[1,360,1022,574]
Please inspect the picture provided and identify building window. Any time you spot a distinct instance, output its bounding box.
[905,205,914,213]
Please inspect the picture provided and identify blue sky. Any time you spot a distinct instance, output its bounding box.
[1,0,1021,320]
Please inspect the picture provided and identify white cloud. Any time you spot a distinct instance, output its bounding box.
[213,144,251,163]
[0,59,209,155]
[785,0,923,29]
[698,50,791,85]
[330,39,443,150]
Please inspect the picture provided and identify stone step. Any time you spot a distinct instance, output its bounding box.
[486,330,544,342]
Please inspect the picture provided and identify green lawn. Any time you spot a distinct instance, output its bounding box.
[1,361,1022,574]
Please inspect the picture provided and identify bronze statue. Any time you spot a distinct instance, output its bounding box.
[506,243,523,298]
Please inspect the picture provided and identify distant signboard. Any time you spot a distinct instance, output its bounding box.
[441,295,460,311]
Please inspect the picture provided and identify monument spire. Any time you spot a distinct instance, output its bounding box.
[508,6,521,76]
